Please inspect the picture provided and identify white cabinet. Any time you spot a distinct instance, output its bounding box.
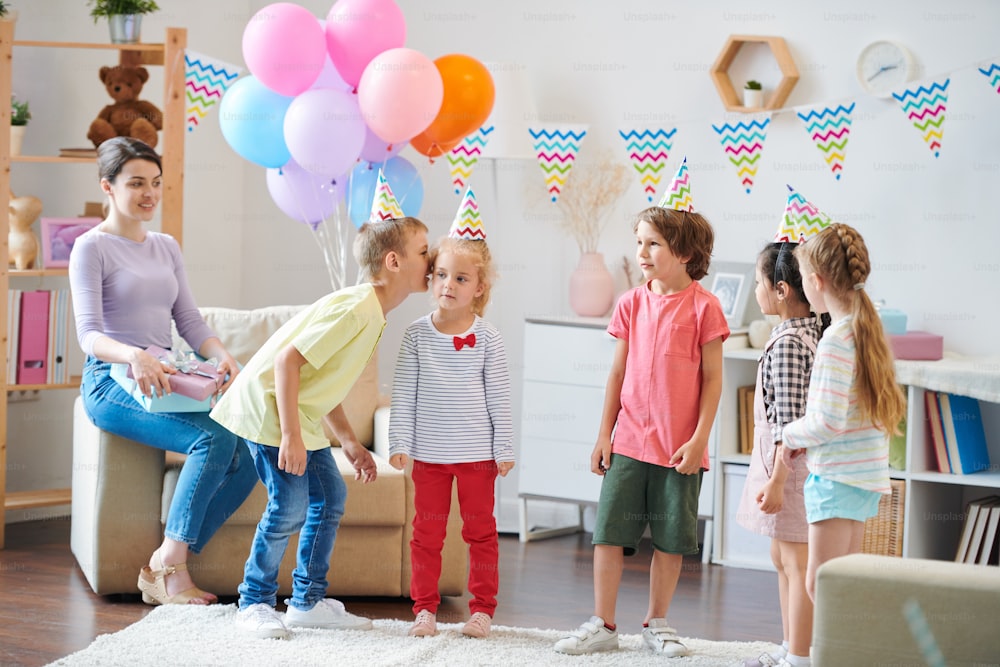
[711,348,1000,568]
[518,317,715,557]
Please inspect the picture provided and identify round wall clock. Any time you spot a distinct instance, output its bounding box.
[856,40,916,97]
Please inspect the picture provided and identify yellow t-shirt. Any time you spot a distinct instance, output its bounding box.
[210,284,385,450]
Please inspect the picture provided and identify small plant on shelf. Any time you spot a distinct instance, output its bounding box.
[0,2,9,18]
[87,0,160,22]
[10,96,30,126]
[744,79,762,90]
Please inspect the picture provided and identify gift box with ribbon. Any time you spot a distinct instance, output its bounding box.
[111,346,225,412]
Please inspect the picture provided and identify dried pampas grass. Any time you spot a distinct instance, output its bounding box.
[552,153,632,254]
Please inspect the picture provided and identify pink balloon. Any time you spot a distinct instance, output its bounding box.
[359,125,405,163]
[267,158,345,226]
[243,3,326,97]
[325,0,406,87]
[283,88,366,177]
[357,48,443,145]
[313,18,352,92]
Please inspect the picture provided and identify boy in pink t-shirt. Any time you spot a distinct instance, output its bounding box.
[555,204,729,658]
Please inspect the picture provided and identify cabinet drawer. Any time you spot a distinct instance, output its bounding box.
[518,437,604,503]
[522,381,604,443]
[523,322,617,387]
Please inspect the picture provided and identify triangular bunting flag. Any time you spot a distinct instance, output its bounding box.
[184,50,243,133]
[712,116,771,194]
[618,128,676,203]
[892,79,949,158]
[658,158,694,212]
[370,169,404,222]
[529,124,588,203]
[447,126,493,195]
[978,62,1000,95]
[449,188,486,240]
[797,103,854,181]
[777,185,832,243]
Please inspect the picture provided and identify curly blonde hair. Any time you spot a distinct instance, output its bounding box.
[430,238,496,316]
[795,223,906,435]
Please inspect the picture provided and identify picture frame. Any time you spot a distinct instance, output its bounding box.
[40,217,101,269]
[702,261,761,330]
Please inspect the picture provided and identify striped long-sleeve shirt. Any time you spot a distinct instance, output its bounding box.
[388,314,514,464]
[782,315,891,493]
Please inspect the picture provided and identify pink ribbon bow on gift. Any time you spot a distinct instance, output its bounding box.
[453,333,476,351]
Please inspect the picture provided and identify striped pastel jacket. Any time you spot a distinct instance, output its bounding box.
[782,315,891,493]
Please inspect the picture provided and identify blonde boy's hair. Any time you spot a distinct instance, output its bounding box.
[632,207,714,280]
[353,217,428,280]
[795,223,906,436]
[430,237,496,316]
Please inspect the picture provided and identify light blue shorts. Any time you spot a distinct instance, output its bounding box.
[804,473,882,523]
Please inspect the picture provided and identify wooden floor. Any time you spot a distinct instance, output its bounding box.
[0,519,781,667]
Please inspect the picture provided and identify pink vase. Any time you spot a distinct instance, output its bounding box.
[569,252,615,317]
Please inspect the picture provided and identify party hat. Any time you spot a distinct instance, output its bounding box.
[449,187,486,240]
[657,157,694,212]
[370,169,404,222]
[776,185,832,243]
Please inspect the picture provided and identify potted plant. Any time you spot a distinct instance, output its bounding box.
[10,95,30,157]
[87,0,160,44]
[743,80,764,108]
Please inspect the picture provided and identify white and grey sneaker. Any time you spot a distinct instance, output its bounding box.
[642,618,689,657]
[236,603,289,640]
[732,651,784,667]
[554,616,619,655]
[284,598,373,630]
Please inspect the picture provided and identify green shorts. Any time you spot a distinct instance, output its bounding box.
[592,453,703,556]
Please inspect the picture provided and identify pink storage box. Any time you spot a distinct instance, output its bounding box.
[889,331,943,361]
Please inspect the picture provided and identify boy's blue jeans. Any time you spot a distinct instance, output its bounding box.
[81,356,258,553]
[238,441,346,611]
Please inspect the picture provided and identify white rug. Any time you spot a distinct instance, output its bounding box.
[47,605,776,666]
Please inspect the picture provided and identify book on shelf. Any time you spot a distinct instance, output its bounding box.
[17,290,50,385]
[925,390,952,473]
[956,495,1000,563]
[737,384,755,454]
[6,290,21,385]
[46,289,71,384]
[976,503,1000,566]
[938,392,992,475]
[58,147,98,158]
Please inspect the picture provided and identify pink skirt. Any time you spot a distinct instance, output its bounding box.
[735,433,809,543]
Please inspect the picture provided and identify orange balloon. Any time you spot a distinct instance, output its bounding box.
[421,54,495,146]
[409,132,460,159]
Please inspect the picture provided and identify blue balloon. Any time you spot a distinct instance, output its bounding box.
[347,156,424,228]
[219,75,293,168]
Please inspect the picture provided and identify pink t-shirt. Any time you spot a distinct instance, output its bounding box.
[607,281,730,468]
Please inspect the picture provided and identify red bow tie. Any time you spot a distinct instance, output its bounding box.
[453,333,476,351]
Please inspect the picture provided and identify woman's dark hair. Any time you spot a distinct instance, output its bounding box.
[96,137,162,184]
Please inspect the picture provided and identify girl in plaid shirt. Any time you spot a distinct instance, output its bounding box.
[735,239,823,667]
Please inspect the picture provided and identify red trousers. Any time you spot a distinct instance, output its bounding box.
[410,459,499,617]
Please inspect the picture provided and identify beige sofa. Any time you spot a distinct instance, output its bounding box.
[812,553,1000,665]
[71,305,467,598]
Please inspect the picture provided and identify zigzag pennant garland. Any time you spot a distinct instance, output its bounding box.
[978,62,1000,94]
[447,126,494,195]
[618,128,676,202]
[529,125,588,202]
[449,188,487,240]
[712,117,770,194]
[184,50,243,134]
[892,79,949,158]
[796,103,854,181]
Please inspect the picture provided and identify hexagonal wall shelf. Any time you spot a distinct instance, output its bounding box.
[710,35,799,112]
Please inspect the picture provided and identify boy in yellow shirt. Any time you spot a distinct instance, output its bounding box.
[212,173,430,639]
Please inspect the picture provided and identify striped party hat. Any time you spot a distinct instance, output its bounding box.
[449,187,486,240]
[370,169,404,222]
[776,185,832,243]
[657,157,694,212]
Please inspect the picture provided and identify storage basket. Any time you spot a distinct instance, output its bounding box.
[862,479,905,557]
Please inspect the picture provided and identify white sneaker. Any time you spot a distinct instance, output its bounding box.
[284,598,373,630]
[554,616,619,655]
[642,618,689,657]
[236,603,289,640]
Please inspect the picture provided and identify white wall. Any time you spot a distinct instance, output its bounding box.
[8,1,1000,528]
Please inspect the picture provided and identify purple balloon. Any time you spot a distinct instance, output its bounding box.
[359,124,406,164]
[283,88,366,177]
[266,158,345,226]
[313,19,352,92]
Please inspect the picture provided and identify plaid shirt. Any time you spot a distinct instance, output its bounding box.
[762,316,821,444]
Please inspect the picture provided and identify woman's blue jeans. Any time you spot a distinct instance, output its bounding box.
[81,356,258,553]
[238,442,346,610]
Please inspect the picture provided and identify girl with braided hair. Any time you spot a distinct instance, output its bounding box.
[783,223,906,605]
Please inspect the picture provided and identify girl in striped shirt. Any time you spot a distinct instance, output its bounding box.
[389,202,515,641]
[783,223,906,605]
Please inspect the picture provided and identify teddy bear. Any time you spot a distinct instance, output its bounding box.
[87,65,163,149]
[8,191,42,271]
